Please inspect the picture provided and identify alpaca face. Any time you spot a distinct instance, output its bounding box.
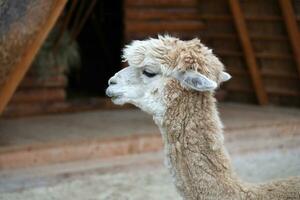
[106,64,167,116]
[106,35,231,116]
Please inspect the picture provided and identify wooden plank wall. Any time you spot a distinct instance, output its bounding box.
[124,0,300,107]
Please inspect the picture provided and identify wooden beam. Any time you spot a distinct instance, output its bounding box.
[0,0,67,114]
[71,0,98,41]
[278,0,300,81]
[53,0,79,53]
[228,0,268,105]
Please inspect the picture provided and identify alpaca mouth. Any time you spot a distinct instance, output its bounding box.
[106,89,122,99]
[111,95,121,100]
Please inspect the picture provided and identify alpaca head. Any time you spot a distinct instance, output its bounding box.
[106,35,231,116]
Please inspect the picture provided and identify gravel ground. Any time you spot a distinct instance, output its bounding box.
[1,148,300,200]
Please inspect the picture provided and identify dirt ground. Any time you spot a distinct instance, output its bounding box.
[1,103,300,149]
[1,103,300,199]
[1,144,300,200]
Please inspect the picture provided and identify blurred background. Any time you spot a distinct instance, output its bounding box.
[2,0,300,118]
[0,0,300,199]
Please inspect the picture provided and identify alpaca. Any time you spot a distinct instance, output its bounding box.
[106,35,300,200]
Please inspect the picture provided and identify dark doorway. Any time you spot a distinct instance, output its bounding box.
[68,0,123,98]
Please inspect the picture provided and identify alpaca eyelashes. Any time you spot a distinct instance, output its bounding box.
[142,70,157,78]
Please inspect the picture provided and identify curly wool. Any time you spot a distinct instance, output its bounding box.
[124,35,300,200]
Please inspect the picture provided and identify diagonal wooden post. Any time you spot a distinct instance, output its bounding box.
[278,0,300,81]
[0,0,67,114]
[228,0,268,105]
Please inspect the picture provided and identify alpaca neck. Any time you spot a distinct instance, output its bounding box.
[155,91,244,200]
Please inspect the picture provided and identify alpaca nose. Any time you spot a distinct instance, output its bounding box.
[108,77,117,85]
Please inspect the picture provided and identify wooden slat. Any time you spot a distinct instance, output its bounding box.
[199,15,232,21]
[278,0,300,81]
[19,76,67,88]
[245,15,282,21]
[267,87,300,97]
[201,34,287,41]
[226,66,248,76]
[226,92,256,103]
[0,0,67,114]
[200,33,236,40]
[128,14,232,21]
[261,68,299,79]
[156,14,295,22]
[228,84,300,97]
[227,73,300,96]
[127,14,294,22]
[126,10,232,22]
[229,0,268,105]
[3,98,135,118]
[256,53,292,60]
[125,0,199,7]
[3,102,68,118]
[125,8,203,21]
[216,50,293,60]
[125,32,203,42]
[227,66,299,79]
[226,77,253,92]
[10,88,66,104]
[215,50,243,57]
[251,35,288,41]
[126,21,205,34]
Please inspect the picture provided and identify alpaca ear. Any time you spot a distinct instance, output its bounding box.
[220,72,231,83]
[175,71,217,91]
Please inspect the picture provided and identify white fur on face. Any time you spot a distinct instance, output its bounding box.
[106,36,232,117]
[106,66,167,117]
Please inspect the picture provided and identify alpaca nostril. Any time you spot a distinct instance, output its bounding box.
[108,78,117,85]
[109,80,117,85]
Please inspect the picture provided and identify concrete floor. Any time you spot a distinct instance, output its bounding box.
[0,103,300,199]
[0,108,157,148]
[1,147,300,199]
[1,103,300,149]
[0,103,300,169]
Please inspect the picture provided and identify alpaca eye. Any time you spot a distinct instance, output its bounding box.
[142,70,157,78]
